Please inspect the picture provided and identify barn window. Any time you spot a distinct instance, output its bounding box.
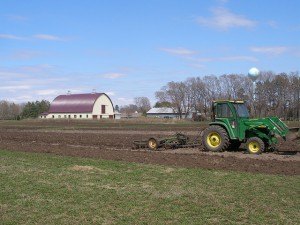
[58,115,61,118]
[52,115,54,119]
[86,115,88,118]
[101,105,106,114]
[44,116,46,118]
[80,115,82,118]
[68,115,71,118]
[64,115,67,118]
[74,115,77,118]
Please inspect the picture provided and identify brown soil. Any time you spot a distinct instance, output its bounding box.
[0,126,299,176]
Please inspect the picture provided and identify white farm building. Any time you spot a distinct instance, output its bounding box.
[41,93,115,119]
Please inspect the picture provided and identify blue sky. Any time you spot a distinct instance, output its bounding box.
[1,0,299,106]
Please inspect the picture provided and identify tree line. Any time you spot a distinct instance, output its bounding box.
[155,71,300,120]
[0,101,22,120]
[1,71,299,120]
[0,100,50,120]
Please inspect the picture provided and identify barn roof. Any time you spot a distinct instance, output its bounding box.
[147,107,176,114]
[147,107,191,114]
[49,93,104,113]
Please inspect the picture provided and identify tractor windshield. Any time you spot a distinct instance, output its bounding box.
[233,103,249,118]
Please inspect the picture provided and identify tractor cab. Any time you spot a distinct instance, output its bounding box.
[210,100,250,142]
[212,100,249,122]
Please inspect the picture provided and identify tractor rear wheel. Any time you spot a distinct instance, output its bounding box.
[148,138,159,150]
[202,125,229,152]
[246,137,264,154]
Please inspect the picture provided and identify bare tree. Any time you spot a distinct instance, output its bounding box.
[155,82,187,119]
[155,71,300,120]
[134,97,151,115]
[120,104,139,118]
[186,77,206,115]
[0,100,22,120]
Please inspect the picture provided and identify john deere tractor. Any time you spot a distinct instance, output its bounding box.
[202,100,299,154]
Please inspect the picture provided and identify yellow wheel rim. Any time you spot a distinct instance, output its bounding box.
[148,139,157,149]
[207,132,221,148]
[248,141,260,153]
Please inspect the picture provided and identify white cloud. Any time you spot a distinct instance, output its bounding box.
[10,50,41,60]
[189,63,205,69]
[160,47,197,56]
[196,7,256,30]
[266,21,278,29]
[250,46,288,55]
[35,89,61,96]
[5,14,28,22]
[191,55,258,63]
[0,71,27,78]
[102,73,125,79]
[117,97,134,104]
[105,91,115,96]
[8,95,34,103]
[0,34,24,40]
[219,56,258,62]
[33,34,64,41]
[0,85,31,91]
[0,33,64,41]
[20,64,58,73]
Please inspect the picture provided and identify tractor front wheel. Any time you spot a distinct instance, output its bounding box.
[246,137,265,154]
[202,125,229,152]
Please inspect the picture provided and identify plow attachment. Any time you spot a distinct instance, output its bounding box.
[132,133,201,150]
[286,127,300,141]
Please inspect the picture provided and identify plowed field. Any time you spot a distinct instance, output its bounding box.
[0,120,299,175]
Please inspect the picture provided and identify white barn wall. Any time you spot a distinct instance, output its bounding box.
[42,113,93,119]
[92,94,114,118]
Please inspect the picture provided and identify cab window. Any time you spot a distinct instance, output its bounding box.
[216,103,233,118]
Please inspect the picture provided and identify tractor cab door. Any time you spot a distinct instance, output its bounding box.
[215,103,239,139]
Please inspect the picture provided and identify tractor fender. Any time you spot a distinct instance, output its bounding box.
[209,122,236,140]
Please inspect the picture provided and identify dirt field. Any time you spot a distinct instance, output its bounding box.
[0,120,299,175]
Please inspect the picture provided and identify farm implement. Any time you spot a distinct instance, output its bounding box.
[133,100,299,154]
[132,132,202,150]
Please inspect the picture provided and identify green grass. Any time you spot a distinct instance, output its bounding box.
[0,150,299,225]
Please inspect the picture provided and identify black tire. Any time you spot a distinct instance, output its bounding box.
[148,138,158,150]
[202,125,230,152]
[246,137,265,154]
[228,140,241,151]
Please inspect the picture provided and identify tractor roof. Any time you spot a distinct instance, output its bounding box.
[213,100,245,104]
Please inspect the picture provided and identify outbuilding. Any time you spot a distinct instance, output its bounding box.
[41,93,115,119]
[146,107,197,119]
[147,107,182,119]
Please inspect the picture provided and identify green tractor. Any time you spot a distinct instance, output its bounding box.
[202,100,299,154]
